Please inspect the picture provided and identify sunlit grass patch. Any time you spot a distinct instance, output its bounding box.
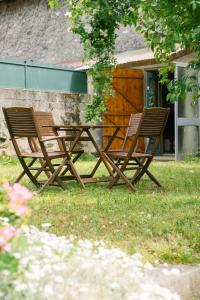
[0,156,199,264]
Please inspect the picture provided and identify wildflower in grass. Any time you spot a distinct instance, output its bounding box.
[64,11,71,18]
[41,223,52,229]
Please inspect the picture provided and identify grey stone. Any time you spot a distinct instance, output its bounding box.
[0,0,146,64]
[0,87,89,155]
[146,264,200,300]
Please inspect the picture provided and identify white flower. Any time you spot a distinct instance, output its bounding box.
[99,29,108,37]
[67,26,72,33]
[41,223,52,228]
[0,216,9,224]
[65,11,72,18]
[15,283,27,292]
[82,215,88,221]
[2,226,180,300]
[44,284,54,296]
[84,24,93,34]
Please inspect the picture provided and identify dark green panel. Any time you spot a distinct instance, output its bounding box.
[0,61,25,88]
[70,71,87,93]
[0,59,87,93]
[26,64,87,93]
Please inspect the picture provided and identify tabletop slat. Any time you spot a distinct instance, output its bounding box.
[43,124,130,129]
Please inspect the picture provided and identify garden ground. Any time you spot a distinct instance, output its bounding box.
[0,155,199,264]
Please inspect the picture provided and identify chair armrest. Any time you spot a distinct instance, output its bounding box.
[40,136,72,142]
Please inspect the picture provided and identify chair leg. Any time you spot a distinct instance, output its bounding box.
[38,158,67,193]
[46,158,66,189]
[67,160,85,188]
[38,159,52,178]
[89,158,102,178]
[15,158,37,183]
[144,168,162,187]
[107,158,130,189]
[133,158,162,187]
[103,153,136,192]
[60,151,83,177]
[33,160,50,180]
[18,157,40,187]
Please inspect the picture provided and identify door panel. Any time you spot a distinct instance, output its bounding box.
[102,69,144,151]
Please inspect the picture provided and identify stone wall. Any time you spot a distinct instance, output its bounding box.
[0,88,89,155]
[0,0,145,64]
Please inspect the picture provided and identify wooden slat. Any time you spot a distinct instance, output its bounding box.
[139,109,169,137]
[5,107,37,137]
[112,69,143,79]
[34,112,57,136]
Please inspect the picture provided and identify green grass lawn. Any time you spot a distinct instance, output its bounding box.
[0,155,199,264]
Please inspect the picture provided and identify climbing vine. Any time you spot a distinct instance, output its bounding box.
[48,0,200,121]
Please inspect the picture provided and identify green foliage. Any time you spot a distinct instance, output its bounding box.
[0,252,18,299]
[0,252,18,272]
[136,0,200,102]
[48,0,200,120]
[86,58,116,121]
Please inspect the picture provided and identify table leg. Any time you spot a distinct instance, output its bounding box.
[89,127,120,178]
[86,129,114,179]
[69,128,84,152]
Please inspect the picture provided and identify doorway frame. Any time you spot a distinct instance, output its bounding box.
[174,62,200,160]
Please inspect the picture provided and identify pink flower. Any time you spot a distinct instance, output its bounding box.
[3,181,32,216]
[0,225,17,252]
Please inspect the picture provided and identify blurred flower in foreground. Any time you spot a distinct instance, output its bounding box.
[0,225,17,252]
[3,181,32,217]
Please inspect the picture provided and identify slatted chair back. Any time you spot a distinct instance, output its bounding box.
[2,106,43,159]
[33,111,63,151]
[122,113,143,149]
[126,107,170,158]
[34,112,57,137]
[3,107,38,138]
[138,108,170,138]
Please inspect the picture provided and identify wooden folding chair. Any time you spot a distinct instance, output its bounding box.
[102,112,145,173]
[103,112,145,151]
[31,112,84,180]
[2,107,84,192]
[102,107,170,192]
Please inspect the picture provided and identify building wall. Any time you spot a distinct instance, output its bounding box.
[0,0,145,64]
[0,88,89,155]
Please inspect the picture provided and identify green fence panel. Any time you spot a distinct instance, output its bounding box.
[0,60,25,88]
[0,60,87,93]
[26,64,87,93]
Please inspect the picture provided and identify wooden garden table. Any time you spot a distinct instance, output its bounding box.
[44,124,129,186]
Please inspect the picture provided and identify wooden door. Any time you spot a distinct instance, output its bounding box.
[102,69,144,150]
